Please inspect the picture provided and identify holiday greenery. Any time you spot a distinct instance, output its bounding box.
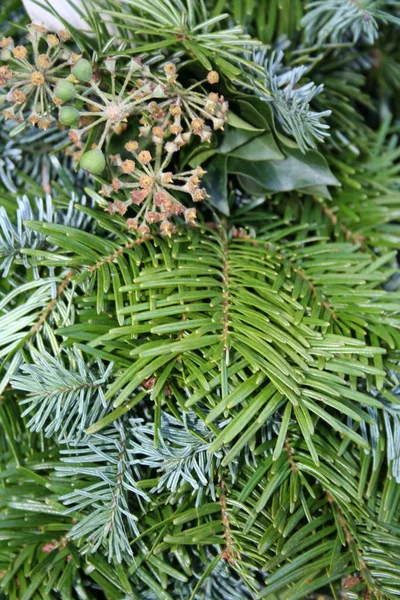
[1,1,400,599]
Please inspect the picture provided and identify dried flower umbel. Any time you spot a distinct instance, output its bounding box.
[65,57,228,169]
[102,142,207,236]
[1,38,228,235]
[0,24,73,128]
[62,58,228,234]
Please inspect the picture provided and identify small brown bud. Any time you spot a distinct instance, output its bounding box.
[0,37,13,49]
[13,46,27,59]
[11,90,26,104]
[42,542,58,553]
[169,202,184,216]
[112,178,122,191]
[185,208,197,224]
[163,62,176,75]
[68,129,82,147]
[31,22,47,34]
[146,212,161,224]
[161,172,173,185]
[101,185,113,198]
[195,166,205,178]
[31,71,45,86]
[169,104,182,116]
[126,218,138,230]
[121,159,135,174]
[208,92,219,103]
[28,111,40,125]
[125,140,139,153]
[138,223,150,235]
[191,118,204,134]
[46,34,60,46]
[154,191,168,206]
[193,188,207,202]
[38,117,53,130]
[2,108,15,120]
[160,220,176,237]
[131,188,151,205]
[137,150,152,164]
[115,201,127,215]
[152,126,164,138]
[59,30,71,41]
[170,124,183,135]
[0,65,13,87]
[140,175,153,189]
[37,54,52,69]
[207,70,219,84]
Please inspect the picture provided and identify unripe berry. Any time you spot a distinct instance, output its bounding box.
[59,106,80,126]
[80,149,106,174]
[54,80,76,101]
[72,58,93,82]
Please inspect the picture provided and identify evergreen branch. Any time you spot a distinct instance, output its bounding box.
[244,49,331,152]
[11,347,112,441]
[58,423,148,562]
[303,0,400,45]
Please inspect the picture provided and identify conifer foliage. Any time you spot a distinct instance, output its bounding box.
[1,1,400,599]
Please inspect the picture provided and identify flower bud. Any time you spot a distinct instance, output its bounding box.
[137,150,152,164]
[125,140,139,153]
[207,71,219,84]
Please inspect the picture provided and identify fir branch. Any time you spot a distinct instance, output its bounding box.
[303,0,400,45]
[130,412,221,504]
[11,347,112,441]
[245,49,331,152]
[58,422,148,562]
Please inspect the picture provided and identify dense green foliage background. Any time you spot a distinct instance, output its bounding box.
[1,1,400,599]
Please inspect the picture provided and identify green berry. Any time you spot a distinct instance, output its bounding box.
[59,106,80,126]
[72,59,93,83]
[54,80,76,101]
[80,149,106,174]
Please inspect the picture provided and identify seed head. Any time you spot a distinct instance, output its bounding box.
[59,30,71,41]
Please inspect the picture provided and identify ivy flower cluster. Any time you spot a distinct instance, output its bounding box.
[102,143,206,236]
[0,24,74,128]
[69,59,228,235]
[1,28,229,235]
